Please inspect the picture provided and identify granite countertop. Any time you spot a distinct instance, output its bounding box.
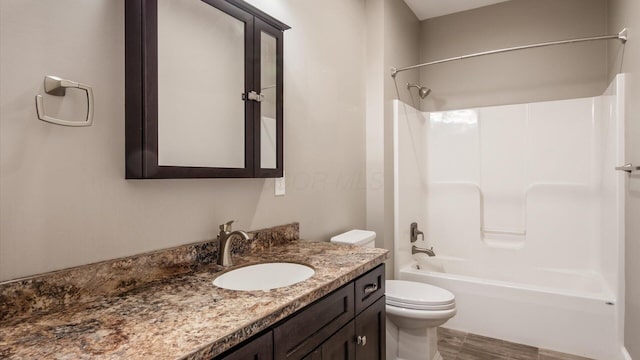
[0,224,388,360]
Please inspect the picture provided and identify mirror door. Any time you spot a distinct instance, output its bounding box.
[157,0,250,171]
[125,0,287,179]
[255,19,283,177]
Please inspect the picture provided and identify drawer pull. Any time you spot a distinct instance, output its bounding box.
[356,335,367,346]
[363,283,378,295]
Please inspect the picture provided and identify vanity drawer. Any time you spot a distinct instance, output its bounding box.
[274,283,354,360]
[354,264,385,314]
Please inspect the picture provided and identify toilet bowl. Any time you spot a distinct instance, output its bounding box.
[330,230,457,360]
[385,280,456,360]
[386,280,457,328]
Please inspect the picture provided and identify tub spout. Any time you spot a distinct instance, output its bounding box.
[412,245,436,257]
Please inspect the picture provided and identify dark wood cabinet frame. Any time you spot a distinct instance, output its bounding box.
[125,0,288,179]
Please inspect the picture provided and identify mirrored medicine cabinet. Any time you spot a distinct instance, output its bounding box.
[125,0,289,178]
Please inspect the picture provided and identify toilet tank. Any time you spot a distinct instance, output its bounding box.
[330,230,376,248]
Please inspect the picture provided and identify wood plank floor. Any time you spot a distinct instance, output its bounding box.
[438,328,594,360]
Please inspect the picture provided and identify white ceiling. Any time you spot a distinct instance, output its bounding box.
[403,0,511,20]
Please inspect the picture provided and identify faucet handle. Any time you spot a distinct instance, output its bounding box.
[220,220,235,232]
[410,222,425,243]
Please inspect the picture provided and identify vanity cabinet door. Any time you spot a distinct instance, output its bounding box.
[217,331,273,360]
[273,283,354,359]
[355,296,386,360]
[320,322,356,360]
[302,348,322,360]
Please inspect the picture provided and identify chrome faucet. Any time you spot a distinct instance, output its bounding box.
[412,245,436,257]
[217,220,250,267]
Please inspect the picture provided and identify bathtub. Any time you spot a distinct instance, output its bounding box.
[399,257,620,360]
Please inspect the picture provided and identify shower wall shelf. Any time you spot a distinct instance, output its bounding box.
[35,75,94,127]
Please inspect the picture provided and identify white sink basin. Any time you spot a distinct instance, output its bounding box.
[212,262,315,291]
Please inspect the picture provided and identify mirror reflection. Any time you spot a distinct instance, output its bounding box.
[260,31,277,169]
[157,0,245,168]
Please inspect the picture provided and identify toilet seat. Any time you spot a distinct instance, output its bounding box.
[386,303,457,321]
[386,280,456,311]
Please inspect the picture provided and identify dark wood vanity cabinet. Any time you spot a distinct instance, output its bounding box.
[311,297,385,360]
[273,283,355,359]
[355,297,386,360]
[318,321,356,359]
[214,264,385,360]
[218,331,273,360]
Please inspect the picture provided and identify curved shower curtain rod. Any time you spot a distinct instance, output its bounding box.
[391,28,628,78]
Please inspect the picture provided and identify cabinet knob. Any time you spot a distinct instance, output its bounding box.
[356,335,367,346]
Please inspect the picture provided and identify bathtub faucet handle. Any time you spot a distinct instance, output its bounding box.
[410,222,424,243]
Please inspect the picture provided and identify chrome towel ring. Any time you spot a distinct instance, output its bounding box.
[35,75,94,127]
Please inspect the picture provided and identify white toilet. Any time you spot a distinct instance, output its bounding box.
[331,230,456,360]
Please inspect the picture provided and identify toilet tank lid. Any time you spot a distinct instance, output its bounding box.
[330,229,376,245]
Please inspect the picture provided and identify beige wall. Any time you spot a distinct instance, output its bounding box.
[366,0,420,279]
[365,0,385,252]
[383,0,420,278]
[0,0,367,281]
[608,0,640,357]
[417,0,609,111]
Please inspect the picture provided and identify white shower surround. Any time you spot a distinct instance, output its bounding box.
[393,74,626,359]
